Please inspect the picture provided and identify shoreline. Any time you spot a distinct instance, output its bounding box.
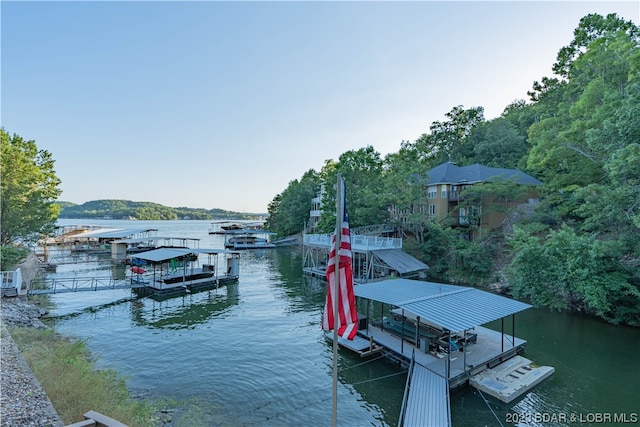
[0,298,64,427]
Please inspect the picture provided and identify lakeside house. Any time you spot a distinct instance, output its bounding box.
[309,162,541,238]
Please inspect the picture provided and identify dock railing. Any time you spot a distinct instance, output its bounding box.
[398,350,416,426]
[29,276,146,295]
[303,234,402,250]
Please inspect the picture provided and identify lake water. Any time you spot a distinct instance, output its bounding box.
[44,219,640,426]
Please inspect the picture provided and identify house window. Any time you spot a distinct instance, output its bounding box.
[428,186,437,199]
[441,187,447,198]
[459,207,469,225]
[429,204,436,216]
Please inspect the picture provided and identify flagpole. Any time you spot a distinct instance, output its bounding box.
[331,173,343,427]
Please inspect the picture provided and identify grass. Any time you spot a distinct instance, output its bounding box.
[7,326,158,426]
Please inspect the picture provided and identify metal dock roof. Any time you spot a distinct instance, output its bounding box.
[373,249,429,275]
[68,228,159,239]
[355,279,531,333]
[129,248,238,263]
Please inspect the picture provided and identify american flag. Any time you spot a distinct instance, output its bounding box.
[322,179,358,340]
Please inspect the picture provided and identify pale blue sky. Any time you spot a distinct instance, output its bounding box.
[2,1,638,213]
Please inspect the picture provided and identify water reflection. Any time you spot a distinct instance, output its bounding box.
[129,285,239,330]
[110,263,127,281]
[269,248,328,313]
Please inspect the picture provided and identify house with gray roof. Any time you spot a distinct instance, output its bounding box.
[401,162,541,237]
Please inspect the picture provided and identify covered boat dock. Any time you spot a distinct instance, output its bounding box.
[352,279,534,426]
[302,234,428,282]
[128,247,240,296]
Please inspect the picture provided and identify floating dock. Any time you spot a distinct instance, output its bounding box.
[470,355,555,403]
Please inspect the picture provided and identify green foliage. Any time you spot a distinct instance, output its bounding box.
[0,245,29,270]
[405,222,493,285]
[1,129,61,245]
[382,141,430,236]
[414,105,485,165]
[507,226,640,325]
[460,179,530,216]
[265,169,321,236]
[468,118,528,169]
[553,13,640,78]
[317,146,389,232]
[57,199,262,221]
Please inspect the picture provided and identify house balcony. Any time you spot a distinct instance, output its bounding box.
[449,191,463,201]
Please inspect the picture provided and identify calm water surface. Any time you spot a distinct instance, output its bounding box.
[45,220,640,426]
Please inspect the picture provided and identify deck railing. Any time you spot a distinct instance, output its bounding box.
[303,234,402,250]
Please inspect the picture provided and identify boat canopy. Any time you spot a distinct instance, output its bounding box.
[129,248,196,263]
[355,279,531,333]
[129,247,239,263]
[69,228,159,239]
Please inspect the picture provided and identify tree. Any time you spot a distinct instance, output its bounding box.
[382,141,429,240]
[469,118,529,169]
[265,169,321,237]
[527,13,640,193]
[507,225,640,325]
[553,13,640,79]
[415,105,485,165]
[317,146,388,232]
[1,129,61,245]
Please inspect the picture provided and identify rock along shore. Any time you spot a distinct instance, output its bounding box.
[1,297,64,427]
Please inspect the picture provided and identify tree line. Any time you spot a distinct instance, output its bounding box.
[264,13,640,326]
[56,199,264,221]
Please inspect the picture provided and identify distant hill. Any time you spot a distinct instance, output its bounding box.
[56,199,267,221]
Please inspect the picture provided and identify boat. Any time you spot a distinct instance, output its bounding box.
[128,247,240,296]
[224,234,276,250]
[222,224,245,231]
[208,221,267,235]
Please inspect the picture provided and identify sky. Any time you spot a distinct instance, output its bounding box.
[2,1,639,214]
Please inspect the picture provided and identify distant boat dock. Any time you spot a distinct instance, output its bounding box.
[13,225,243,299]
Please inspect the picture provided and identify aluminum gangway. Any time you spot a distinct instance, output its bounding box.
[28,276,148,295]
[400,353,451,427]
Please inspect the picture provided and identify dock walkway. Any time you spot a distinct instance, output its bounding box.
[402,362,451,427]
